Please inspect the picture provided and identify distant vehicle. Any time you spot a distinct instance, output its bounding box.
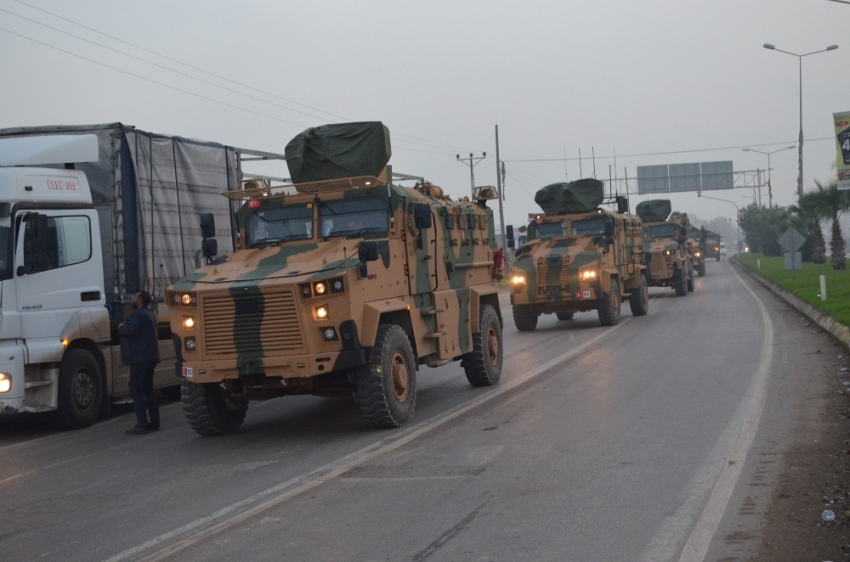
[719,242,727,258]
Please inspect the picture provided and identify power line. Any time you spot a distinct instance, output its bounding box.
[8,0,476,154]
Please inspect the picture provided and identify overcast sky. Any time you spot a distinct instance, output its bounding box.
[1,0,847,232]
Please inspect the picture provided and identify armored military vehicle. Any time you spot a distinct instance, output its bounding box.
[507,179,648,331]
[637,200,693,296]
[168,122,505,434]
[704,231,722,261]
[687,225,706,277]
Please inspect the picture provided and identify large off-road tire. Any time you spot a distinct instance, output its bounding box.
[628,274,649,317]
[673,268,687,297]
[512,304,538,331]
[697,262,706,277]
[687,264,695,292]
[555,311,574,321]
[461,305,503,387]
[597,278,621,326]
[56,348,104,429]
[182,380,247,436]
[355,324,416,428]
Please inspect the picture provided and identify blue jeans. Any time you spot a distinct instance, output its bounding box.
[129,362,159,427]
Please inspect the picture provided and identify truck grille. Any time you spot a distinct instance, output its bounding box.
[537,256,569,287]
[650,252,668,272]
[201,289,305,357]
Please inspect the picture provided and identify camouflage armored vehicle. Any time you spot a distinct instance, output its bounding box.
[704,231,722,261]
[687,226,706,277]
[637,200,693,296]
[168,122,505,435]
[507,179,649,331]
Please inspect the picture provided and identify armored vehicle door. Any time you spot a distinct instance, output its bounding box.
[404,199,437,295]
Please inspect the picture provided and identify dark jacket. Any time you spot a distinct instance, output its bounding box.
[118,308,159,365]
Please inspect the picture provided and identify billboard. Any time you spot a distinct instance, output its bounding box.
[835,111,850,190]
[637,161,733,194]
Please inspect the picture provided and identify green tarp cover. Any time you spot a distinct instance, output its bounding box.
[534,178,605,215]
[636,199,671,222]
[285,122,391,184]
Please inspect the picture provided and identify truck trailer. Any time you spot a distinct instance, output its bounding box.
[0,123,280,428]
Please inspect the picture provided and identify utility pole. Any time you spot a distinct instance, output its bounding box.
[494,126,506,253]
[457,152,486,198]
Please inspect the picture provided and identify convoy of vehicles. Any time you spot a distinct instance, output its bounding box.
[506,179,648,330]
[168,123,506,434]
[687,226,707,277]
[637,200,693,297]
[704,232,722,261]
[0,124,282,428]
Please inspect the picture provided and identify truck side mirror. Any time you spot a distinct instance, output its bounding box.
[413,203,432,230]
[200,213,216,240]
[358,241,380,277]
[31,213,50,253]
[0,203,10,219]
[616,196,629,214]
[202,238,218,259]
[506,225,515,249]
[603,220,614,237]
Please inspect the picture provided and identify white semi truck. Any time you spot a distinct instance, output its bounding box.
[0,124,284,428]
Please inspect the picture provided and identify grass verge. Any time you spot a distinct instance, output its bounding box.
[733,253,850,327]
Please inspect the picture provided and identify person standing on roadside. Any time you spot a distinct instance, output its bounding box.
[119,291,160,435]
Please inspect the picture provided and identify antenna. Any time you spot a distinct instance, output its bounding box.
[563,146,568,182]
[591,147,597,179]
[578,148,583,178]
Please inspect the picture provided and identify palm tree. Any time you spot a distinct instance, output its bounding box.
[790,190,826,263]
[812,179,850,270]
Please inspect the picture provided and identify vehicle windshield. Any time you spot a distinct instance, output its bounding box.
[319,198,388,238]
[644,224,677,239]
[571,218,608,236]
[534,221,567,239]
[245,204,314,248]
[687,229,700,239]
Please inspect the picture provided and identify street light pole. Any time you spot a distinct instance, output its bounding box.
[763,43,838,197]
[742,146,795,207]
[457,152,486,198]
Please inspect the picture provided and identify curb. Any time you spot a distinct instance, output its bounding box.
[730,258,850,351]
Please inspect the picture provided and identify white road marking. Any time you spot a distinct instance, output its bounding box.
[104,320,630,562]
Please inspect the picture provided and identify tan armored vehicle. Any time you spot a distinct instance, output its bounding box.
[507,179,648,330]
[637,200,693,296]
[168,123,505,434]
[686,225,706,277]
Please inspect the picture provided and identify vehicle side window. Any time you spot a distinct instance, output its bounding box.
[24,216,91,273]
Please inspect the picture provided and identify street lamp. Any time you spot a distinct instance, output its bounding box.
[741,146,795,207]
[457,152,486,198]
[763,43,838,196]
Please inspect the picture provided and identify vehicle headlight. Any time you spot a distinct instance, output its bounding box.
[511,275,526,285]
[171,292,197,307]
[695,252,701,257]
[580,269,598,280]
[314,304,329,320]
[315,282,327,295]
[183,316,196,331]
[185,336,196,351]
[0,373,10,393]
[664,250,673,256]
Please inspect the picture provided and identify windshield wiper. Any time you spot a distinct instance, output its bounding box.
[324,227,386,238]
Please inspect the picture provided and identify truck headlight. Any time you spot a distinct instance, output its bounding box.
[580,269,598,280]
[185,337,196,351]
[183,316,196,331]
[511,275,526,285]
[664,250,673,256]
[315,282,327,295]
[314,304,329,320]
[694,252,701,257]
[0,373,10,393]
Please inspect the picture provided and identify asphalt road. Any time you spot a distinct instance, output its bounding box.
[0,258,778,562]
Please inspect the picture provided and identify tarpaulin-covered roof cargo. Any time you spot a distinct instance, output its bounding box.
[285,121,391,184]
[534,178,605,216]
[0,123,237,308]
[636,199,672,223]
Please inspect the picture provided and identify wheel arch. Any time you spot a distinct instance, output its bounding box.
[64,338,107,398]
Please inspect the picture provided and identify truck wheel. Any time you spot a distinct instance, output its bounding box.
[673,268,687,296]
[597,278,621,326]
[355,324,416,428]
[182,380,247,436]
[555,312,574,321]
[628,274,649,317]
[716,255,720,262]
[462,305,503,387]
[697,263,706,277]
[56,348,104,429]
[512,305,538,331]
[687,266,695,292]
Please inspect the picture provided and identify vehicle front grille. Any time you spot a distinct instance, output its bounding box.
[650,252,668,272]
[537,255,569,287]
[201,289,305,357]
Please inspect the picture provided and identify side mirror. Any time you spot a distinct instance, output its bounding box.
[200,213,216,240]
[0,203,11,219]
[202,238,218,259]
[616,196,629,214]
[506,225,515,249]
[603,220,614,237]
[358,241,380,277]
[413,203,432,230]
[30,213,50,253]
